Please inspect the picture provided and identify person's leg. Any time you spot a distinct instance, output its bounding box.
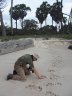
[12,67,26,81]
[7,74,13,80]
[12,75,26,81]
[23,67,31,75]
[13,70,17,75]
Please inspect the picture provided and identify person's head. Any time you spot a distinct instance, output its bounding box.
[31,53,39,61]
[33,53,39,61]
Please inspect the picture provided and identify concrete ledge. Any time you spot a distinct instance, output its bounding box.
[0,38,34,55]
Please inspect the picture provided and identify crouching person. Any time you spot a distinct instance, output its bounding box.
[7,54,46,81]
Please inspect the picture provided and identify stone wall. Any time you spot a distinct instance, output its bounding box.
[0,38,34,55]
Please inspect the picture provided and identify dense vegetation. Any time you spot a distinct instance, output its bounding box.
[0,0,72,40]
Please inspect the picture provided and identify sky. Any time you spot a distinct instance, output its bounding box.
[2,0,72,28]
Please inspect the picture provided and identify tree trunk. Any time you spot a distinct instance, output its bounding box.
[0,9,6,36]
[22,19,23,29]
[70,8,72,24]
[56,0,58,3]
[10,0,13,35]
[52,17,53,26]
[16,20,17,31]
[45,19,47,26]
[40,23,42,28]
[61,0,63,29]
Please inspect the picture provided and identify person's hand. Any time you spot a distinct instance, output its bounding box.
[38,75,46,79]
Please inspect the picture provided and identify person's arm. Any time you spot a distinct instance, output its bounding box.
[29,57,46,79]
[32,67,46,79]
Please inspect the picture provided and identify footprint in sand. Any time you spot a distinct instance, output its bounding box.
[51,58,64,69]
[25,84,42,91]
[46,82,62,86]
[49,73,61,80]
[48,69,56,72]
[45,91,59,96]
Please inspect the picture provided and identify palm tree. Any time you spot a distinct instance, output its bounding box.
[49,1,63,29]
[18,4,31,29]
[20,11,27,29]
[0,9,6,36]
[36,7,44,28]
[0,0,6,36]
[36,1,50,27]
[40,1,50,26]
[9,6,20,30]
[62,17,67,25]
[10,4,31,30]
[61,0,63,28]
[70,8,72,24]
[10,0,13,35]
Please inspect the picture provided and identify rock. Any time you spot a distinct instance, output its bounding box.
[0,38,34,55]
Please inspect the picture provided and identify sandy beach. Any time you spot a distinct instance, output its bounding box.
[0,38,72,96]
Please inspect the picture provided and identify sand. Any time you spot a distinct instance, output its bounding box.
[0,38,72,96]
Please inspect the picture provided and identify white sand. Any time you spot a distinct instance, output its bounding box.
[0,38,72,96]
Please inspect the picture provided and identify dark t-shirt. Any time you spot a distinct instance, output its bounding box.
[15,54,34,69]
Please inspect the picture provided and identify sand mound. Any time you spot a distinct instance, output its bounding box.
[33,38,70,49]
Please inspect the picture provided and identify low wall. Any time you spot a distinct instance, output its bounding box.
[0,38,34,55]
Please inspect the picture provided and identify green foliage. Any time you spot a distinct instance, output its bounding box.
[9,5,20,20]
[62,34,72,39]
[36,1,50,25]
[9,4,31,20]
[60,23,72,34]
[39,25,57,35]
[9,4,31,29]
[36,7,44,24]
[15,4,31,20]
[23,19,38,30]
[49,2,63,23]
